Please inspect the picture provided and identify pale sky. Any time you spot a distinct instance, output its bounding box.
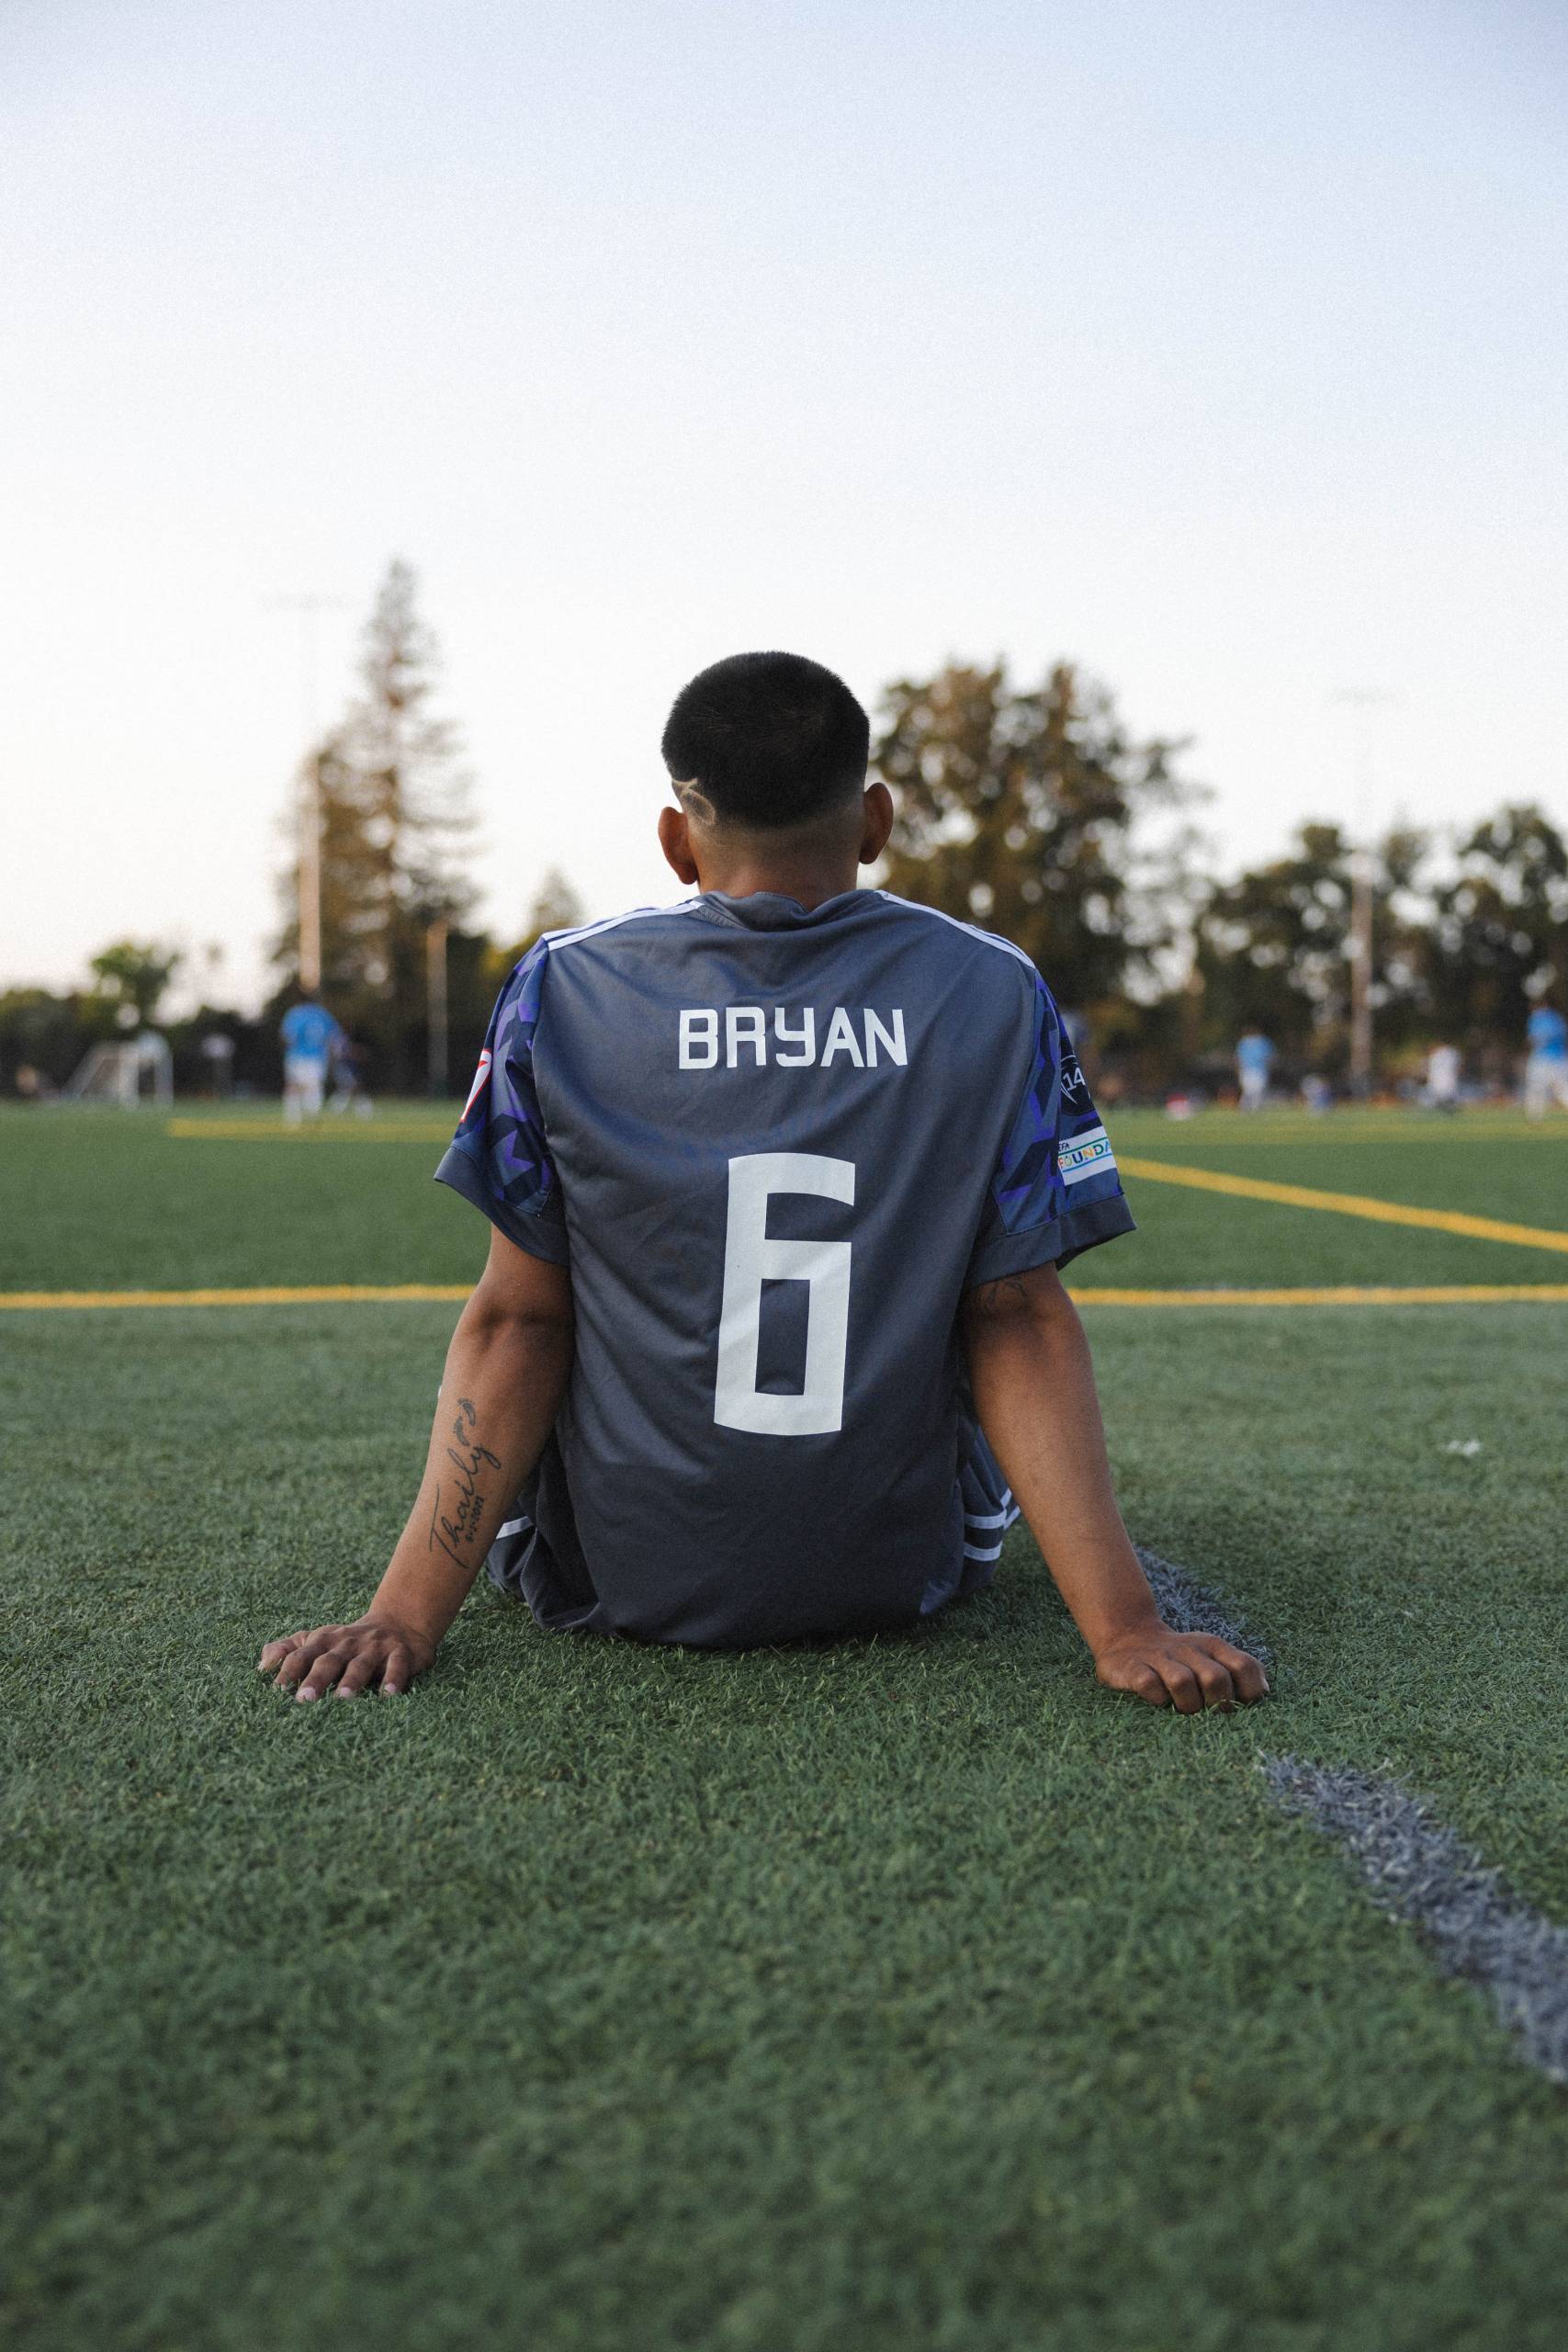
[3,0,1565,1013]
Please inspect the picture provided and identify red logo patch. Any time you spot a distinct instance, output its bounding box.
[462,1048,491,1120]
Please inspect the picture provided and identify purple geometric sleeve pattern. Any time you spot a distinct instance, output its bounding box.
[433,943,570,1263]
[964,974,1135,1288]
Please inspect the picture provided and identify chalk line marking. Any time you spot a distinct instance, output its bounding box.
[1119,1156,1568,1257]
[0,1284,470,1312]
[1264,1758,1568,2086]
[1134,1561,1568,2087]
[1114,1115,1568,1148]
[164,1120,449,1144]
[1075,1285,1568,1306]
[6,1283,1568,1314]
[1131,1545,1271,1664]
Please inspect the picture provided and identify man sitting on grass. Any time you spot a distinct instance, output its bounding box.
[260,651,1268,1713]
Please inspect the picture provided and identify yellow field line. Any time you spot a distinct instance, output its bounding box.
[0,1283,471,1311]
[165,1120,448,1143]
[1120,1126,1566,1147]
[1119,1156,1568,1256]
[1076,1284,1568,1306]
[4,1282,1567,1314]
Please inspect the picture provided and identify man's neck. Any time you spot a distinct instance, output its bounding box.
[690,855,863,913]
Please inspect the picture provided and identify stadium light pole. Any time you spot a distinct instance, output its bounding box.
[264,594,351,993]
[426,917,449,1097]
[1331,689,1398,1099]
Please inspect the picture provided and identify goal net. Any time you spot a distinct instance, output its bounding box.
[62,1035,175,1106]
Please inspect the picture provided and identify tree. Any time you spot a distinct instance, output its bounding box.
[273,561,480,1088]
[87,940,183,1027]
[1419,804,1568,1054]
[873,660,1204,1014]
[344,559,478,933]
[479,870,588,997]
[1194,821,1429,1070]
[524,867,587,942]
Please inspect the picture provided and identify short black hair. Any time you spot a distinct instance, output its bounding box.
[660,650,870,830]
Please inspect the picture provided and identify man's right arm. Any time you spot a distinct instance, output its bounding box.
[258,1227,574,1700]
[962,1261,1269,1712]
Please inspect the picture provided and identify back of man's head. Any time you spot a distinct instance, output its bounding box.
[660,650,870,831]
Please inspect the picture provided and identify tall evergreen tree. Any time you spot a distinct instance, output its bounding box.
[274,562,479,1086]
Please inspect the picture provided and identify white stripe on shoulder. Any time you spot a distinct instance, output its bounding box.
[872,890,1037,969]
[542,899,705,954]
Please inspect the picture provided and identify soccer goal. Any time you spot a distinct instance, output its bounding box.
[62,1035,175,1107]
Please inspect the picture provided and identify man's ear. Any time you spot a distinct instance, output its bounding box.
[859,780,894,866]
[658,804,700,887]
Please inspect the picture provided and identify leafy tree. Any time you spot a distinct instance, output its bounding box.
[873,660,1203,1013]
[483,868,587,982]
[1419,804,1568,1052]
[1194,822,1428,1071]
[87,940,183,1026]
[0,988,110,1089]
[525,867,587,942]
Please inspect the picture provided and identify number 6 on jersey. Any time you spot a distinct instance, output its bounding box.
[714,1152,855,1436]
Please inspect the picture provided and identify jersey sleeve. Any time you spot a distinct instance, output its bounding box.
[434,944,570,1264]
[963,973,1135,1289]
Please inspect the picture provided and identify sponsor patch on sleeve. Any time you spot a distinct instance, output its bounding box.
[462,1048,492,1121]
[1058,1125,1116,1186]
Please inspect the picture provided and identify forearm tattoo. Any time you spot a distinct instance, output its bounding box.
[427,1395,502,1568]
[970,1273,1032,1321]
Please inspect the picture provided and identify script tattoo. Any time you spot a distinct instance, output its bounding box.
[427,1395,502,1567]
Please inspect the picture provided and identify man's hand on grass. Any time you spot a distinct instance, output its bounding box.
[258,1616,435,1701]
[1094,1626,1269,1713]
[254,1235,573,1708]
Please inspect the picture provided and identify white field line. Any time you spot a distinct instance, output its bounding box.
[1265,1758,1568,2086]
[1134,1555,1568,2086]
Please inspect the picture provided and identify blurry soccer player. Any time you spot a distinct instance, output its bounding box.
[1524,999,1568,1121]
[327,1029,374,1120]
[279,991,344,1125]
[1235,1028,1273,1112]
[261,652,1267,1714]
[1423,1041,1461,1114]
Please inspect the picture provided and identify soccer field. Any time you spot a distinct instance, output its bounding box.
[6,1104,1568,2350]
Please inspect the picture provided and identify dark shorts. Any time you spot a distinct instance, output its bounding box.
[485,1419,1020,1637]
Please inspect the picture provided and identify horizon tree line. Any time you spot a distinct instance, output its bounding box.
[4,565,1563,1095]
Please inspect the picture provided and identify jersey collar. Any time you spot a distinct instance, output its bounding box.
[694,888,879,933]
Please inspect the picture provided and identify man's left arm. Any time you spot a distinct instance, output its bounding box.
[961,1261,1269,1713]
[258,1227,573,1700]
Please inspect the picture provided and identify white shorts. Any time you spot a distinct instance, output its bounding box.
[1524,1056,1568,1114]
[284,1054,326,1113]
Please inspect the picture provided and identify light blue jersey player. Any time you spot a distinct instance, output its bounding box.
[1525,1001,1568,1119]
[280,995,344,1124]
[1235,1028,1273,1112]
[260,653,1268,1713]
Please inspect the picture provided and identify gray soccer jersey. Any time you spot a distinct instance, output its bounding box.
[435,888,1134,1647]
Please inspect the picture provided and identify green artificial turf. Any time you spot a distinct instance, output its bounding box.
[4,1102,1566,1295]
[5,1104,1568,2349]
